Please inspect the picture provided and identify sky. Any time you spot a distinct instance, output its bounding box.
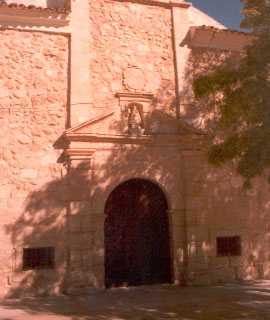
[191,0,244,31]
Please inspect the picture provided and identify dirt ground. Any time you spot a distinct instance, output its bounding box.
[0,281,270,320]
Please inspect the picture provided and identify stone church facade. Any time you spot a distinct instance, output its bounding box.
[0,0,269,297]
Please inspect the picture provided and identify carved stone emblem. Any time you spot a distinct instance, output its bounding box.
[123,65,145,92]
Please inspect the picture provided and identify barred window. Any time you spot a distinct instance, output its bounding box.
[23,247,55,270]
[216,236,241,257]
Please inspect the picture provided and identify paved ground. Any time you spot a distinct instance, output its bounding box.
[0,281,270,320]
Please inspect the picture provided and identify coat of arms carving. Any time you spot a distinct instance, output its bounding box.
[123,65,146,92]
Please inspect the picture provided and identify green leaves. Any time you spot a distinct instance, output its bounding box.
[193,0,270,185]
[193,68,238,100]
[208,134,240,167]
[240,0,270,32]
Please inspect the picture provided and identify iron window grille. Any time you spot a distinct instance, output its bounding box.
[216,236,241,257]
[23,247,55,270]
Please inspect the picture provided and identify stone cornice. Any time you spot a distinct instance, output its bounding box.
[189,26,255,52]
[115,92,154,104]
[170,0,191,8]
[0,2,70,13]
[64,132,203,148]
[112,0,191,8]
[65,148,95,161]
[0,2,70,31]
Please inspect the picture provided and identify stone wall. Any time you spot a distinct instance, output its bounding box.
[86,1,270,286]
[0,29,68,297]
[181,151,270,285]
[0,0,269,295]
[89,0,176,115]
[178,46,270,284]
[181,47,243,125]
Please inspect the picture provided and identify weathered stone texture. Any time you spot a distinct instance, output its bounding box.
[181,153,270,284]
[175,46,270,283]
[89,0,175,115]
[0,0,269,295]
[182,47,243,124]
[0,29,68,297]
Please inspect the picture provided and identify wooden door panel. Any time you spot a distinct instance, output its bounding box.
[105,179,171,288]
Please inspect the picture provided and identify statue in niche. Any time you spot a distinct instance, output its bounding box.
[128,104,144,135]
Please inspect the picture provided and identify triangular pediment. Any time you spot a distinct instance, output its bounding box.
[147,110,204,136]
[64,107,204,138]
[65,107,118,135]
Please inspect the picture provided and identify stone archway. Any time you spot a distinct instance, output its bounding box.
[104,178,172,288]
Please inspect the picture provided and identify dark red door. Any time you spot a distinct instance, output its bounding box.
[105,179,171,288]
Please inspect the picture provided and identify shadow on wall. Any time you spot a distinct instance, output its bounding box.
[4,141,69,297]
[4,67,270,299]
[151,79,177,116]
[180,45,244,135]
[4,158,97,298]
[4,147,181,297]
[178,45,270,283]
[3,77,183,297]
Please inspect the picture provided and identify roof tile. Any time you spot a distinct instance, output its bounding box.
[0,1,70,13]
[194,25,252,36]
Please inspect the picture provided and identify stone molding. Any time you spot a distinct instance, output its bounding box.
[115,92,154,103]
[189,26,254,52]
[170,0,191,8]
[65,132,203,147]
[65,149,95,161]
[116,92,154,115]
[0,2,70,13]
[123,65,146,92]
[65,108,118,134]
[112,0,191,9]
[153,110,205,135]
[64,105,204,147]
[0,5,70,31]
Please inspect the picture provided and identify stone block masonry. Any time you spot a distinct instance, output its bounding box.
[0,0,269,296]
[0,29,69,297]
[89,0,176,116]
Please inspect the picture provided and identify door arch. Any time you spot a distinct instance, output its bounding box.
[104,178,172,288]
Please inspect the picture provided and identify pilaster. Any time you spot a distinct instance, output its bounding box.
[69,0,91,126]
[65,148,95,291]
[179,149,211,285]
[167,209,188,285]
[171,1,192,119]
[91,214,107,287]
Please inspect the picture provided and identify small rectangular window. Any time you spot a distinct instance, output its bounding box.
[216,236,241,257]
[23,247,55,270]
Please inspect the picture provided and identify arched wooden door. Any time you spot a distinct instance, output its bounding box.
[104,179,172,288]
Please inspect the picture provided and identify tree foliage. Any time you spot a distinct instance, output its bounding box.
[193,0,270,186]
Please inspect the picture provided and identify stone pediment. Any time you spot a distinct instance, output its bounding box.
[65,107,118,135]
[146,110,203,136]
[65,107,203,138]
[64,107,204,146]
